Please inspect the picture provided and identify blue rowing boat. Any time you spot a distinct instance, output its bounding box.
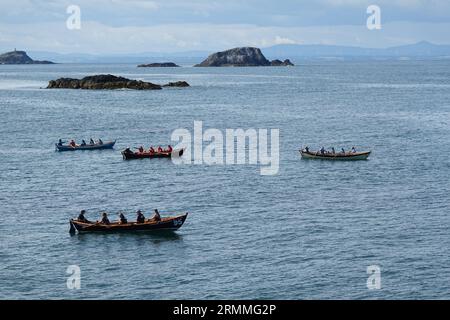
[55,140,116,152]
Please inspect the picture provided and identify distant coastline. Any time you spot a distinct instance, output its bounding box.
[5,41,448,64]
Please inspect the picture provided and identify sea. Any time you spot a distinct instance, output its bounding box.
[0,60,449,299]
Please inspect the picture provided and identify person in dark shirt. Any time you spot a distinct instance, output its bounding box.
[81,140,87,146]
[101,212,110,225]
[119,212,127,224]
[136,210,145,223]
[77,210,89,223]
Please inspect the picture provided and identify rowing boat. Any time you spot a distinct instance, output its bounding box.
[121,148,184,160]
[300,149,371,160]
[69,213,188,233]
[56,140,116,151]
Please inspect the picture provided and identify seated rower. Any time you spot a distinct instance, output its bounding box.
[341,148,345,154]
[351,146,356,153]
[138,146,144,153]
[167,145,173,152]
[152,209,161,222]
[77,210,90,223]
[101,212,110,225]
[89,138,95,145]
[320,147,325,155]
[57,139,63,146]
[98,138,103,145]
[304,146,309,153]
[119,212,127,224]
[157,146,163,153]
[149,146,155,153]
[136,210,145,223]
[69,139,76,147]
[81,139,87,146]
[331,147,335,154]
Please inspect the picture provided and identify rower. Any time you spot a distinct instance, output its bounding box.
[98,138,103,145]
[157,146,163,153]
[136,210,145,223]
[69,140,76,147]
[149,146,155,153]
[331,147,335,154]
[77,210,89,223]
[167,145,173,152]
[119,212,128,224]
[152,209,161,222]
[304,146,309,153]
[341,148,345,154]
[90,138,95,145]
[81,139,87,146]
[138,146,144,153]
[351,146,356,153]
[57,139,63,146]
[101,212,110,225]
[320,147,325,154]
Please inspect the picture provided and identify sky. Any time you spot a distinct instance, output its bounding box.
[1,0,450,54]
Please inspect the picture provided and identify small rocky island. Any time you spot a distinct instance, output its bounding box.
[0,50,54,64]
[194,47,294,67]
[47,74,189,90]
[137,62,180,67]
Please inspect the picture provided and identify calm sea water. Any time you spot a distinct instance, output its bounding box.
[0,61,449,299]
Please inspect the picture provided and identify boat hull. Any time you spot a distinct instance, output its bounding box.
[300,150,371,160]
[70,213,188,233]
[122,148,184,160]
[56,140,116,151]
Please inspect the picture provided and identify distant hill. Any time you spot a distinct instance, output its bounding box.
[10,41,450,64]
[262,41,450,59]
[0,50,54,64]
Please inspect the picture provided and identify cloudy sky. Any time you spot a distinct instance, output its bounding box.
[1,0,450,53]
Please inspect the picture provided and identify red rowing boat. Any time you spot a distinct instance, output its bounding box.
[121,147,184,160]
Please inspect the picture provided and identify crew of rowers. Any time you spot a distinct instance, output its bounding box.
[304,146,357,155]
[137,145,173,154]
[58,138,103,147]
[77,209,161,225]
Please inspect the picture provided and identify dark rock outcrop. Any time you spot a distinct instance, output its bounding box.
[195,47,270,67]
[138,62,180,67]
[270,59,294,66]
[47,74,191,90]
[47,74,162,90]
[0,50,54,64]
[194,47,293,67]
[162,81,190,87]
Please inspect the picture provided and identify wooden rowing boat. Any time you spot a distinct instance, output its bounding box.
[121,148,184,160]
[69,213,188,233]
[56,140,116,151]
[300,149,371,160]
